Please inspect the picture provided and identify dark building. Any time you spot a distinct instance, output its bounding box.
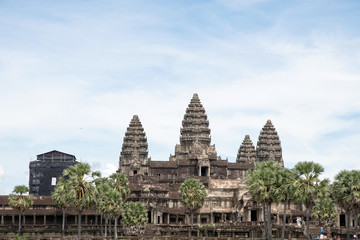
[29,150,77,196]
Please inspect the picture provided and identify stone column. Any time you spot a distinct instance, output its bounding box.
[12,215,15,225]
[210,212,214,224]
[85,215,88,225]
[167,213,170,224]
[33,215,36,225]
[43,215,46,225]
[95,215,98,225]
[1,215,4,225]
[197,214,201,224]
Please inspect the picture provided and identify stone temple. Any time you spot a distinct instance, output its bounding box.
[0,93,352,237]
[118,93,284,224]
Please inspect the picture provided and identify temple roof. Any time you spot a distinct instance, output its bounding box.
[36,150,76,162]
[256,120,283,166]
[236,135,256,163]
[179,93,211,148]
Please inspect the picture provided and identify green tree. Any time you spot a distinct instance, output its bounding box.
[61,163,98,240]
[178,178,207,227]
[122,201,148,236]
[292,161,328,240]
[8,185,34,234]
[108,172,131,199]
[98,188,123,238]
[312,197,337,225]
[109,173,130,238]
[95,173,130,239]
[246,161,283,240]
[51,176,71,236]
[333,170,360,240]
[93,176,109,237]
[274,168,295,240]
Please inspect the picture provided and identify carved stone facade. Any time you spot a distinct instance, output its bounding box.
[118,93,287,226]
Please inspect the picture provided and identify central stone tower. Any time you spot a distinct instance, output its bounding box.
[170,93,218,177]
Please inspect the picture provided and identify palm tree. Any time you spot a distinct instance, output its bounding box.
[8,185,34,234]
[108,172,131,199]
[292,161,327,240]
[312,197,337,225]
[93,176,109,237]
[94,173,130,239]
[61,163,98,240]
[122,201,148,236]
[108,173,130,238]
[245,161,282,240]
[275,168,295,240]
[178,178,207,227]
[333,170,360,240]
[51,176,70,236]
[97,188,123,239]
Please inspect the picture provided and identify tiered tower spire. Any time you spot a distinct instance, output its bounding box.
[256,120,283,166]
[236,135,256,163]
[118,115,150,176]
[170,93,217,162]
[179,93,211,149]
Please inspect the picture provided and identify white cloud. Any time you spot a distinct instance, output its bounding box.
[101,163,118,178]
[1,0,359,193]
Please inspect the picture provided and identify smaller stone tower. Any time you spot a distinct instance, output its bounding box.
[256,120,283,166]
[236,135,256,163]
[118,115,150,176]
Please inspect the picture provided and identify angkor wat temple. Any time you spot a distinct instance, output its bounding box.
[0,93,353,238]
[118,93,285,226]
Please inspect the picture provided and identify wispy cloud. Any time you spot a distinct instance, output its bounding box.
[0,0,359,193]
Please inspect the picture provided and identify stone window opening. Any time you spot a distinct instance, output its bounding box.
[251,210,258,222]
[200,166,208,176]
[133,170,137,175]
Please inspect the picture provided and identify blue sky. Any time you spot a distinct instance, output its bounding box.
[1,0,360,194]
